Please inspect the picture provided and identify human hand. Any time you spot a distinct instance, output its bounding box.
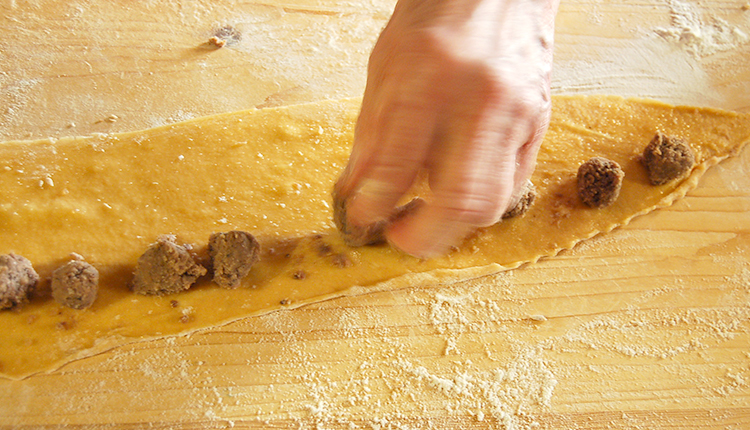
[334,0,559,258]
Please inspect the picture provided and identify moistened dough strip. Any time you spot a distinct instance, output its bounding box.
[0,95,749,379]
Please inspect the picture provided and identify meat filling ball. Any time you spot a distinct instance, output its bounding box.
[0,254,39,310]
[209,230,260,289]
[502,180,537,219]
[130,235,207,296]
[642,131,695,185]
[333,191,423,247]
[577,157,625,208]
[51,260,99,310]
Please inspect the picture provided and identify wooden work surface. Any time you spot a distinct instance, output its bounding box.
[1,0,749,428]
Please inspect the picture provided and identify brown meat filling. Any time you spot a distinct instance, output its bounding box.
[209,231,260,289]
[577,157,624,208]
[130,235,207,295]
[642,131,695,185]
[51,260,99,310]
[333,191,423,247]
[502,180,537,219]
[0,254,39,310]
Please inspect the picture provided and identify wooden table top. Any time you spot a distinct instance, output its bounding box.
[1,0,749,428]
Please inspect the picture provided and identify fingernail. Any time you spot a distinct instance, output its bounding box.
[347,179,393,226]
[357,178,393,199]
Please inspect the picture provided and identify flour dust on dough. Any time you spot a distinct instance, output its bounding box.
[1,95,749,379]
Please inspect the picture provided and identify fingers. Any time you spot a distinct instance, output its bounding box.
[511,104,549,199]
[337,60,442,228]
[348,101,437,224]
[337,68,548,258]
[331,0,558,258]
[338,80,549,259]
[333,71,384,199]
[386,98,528,258]
[333,36,396,199]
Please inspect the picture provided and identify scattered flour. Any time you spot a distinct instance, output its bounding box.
[148,109,199,129]
[553,0,749,110]
[552,33,722,106]
[4,2,750,428]
[397,346,558,430]
[654,0,750,58]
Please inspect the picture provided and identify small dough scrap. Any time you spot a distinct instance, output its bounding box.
[208,26,241,47]
[503,180,537,219]
[0,254,39,310]
[51,260,99,310]
[577,157,625,208]
[130,235,207,296]
[209,231,260,288]
[642,131,695,185]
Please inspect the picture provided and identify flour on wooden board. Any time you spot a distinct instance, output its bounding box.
[553,0,749,108]
[281,277,561,430]
[30,250,748,430]
[229,0,388,105]
[654,0,749,58]
[397,347,557,428]
[277,257,749,428]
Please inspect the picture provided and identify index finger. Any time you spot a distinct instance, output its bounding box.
[340,67,442,229]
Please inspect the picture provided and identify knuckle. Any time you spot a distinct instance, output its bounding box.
[470,59,551,112]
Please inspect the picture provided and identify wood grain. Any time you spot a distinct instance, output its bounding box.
[1,0,749,428]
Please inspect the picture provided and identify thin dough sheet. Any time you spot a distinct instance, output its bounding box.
[1,95,749,379]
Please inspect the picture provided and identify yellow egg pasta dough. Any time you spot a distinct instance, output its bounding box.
[1,95,749,379]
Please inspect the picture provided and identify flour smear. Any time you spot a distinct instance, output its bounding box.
[553,0,750,108]
[655,0,749,58]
